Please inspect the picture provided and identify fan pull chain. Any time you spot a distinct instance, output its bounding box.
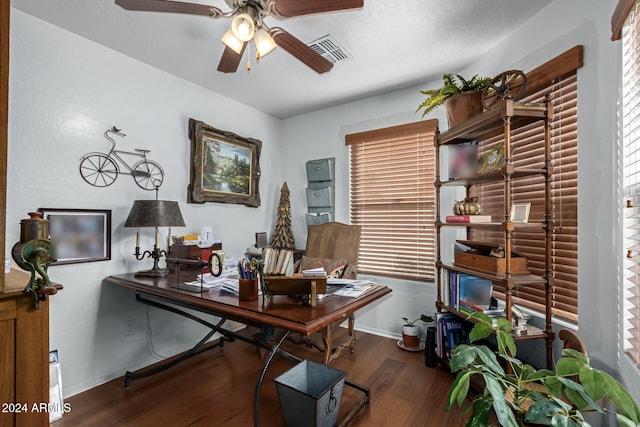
[246,43,252,73]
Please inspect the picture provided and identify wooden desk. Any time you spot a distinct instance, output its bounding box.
[104,273,391,427]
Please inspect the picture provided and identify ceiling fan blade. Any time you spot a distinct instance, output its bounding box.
[115,0,222,17]
[217,43,247,74]
[270,28,333,74]
[269,0,363,18]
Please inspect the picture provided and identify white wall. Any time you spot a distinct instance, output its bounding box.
[281,0,640,407]
[7,10,283,397]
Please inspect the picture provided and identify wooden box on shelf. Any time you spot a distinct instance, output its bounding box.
[453,240,529,276]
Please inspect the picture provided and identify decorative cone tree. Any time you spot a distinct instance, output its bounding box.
[270,182,295,249]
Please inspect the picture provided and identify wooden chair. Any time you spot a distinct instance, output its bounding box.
[292,222,362,363]
[303,222,361,279]
[558,329,587,388]
[510,330,587,412]
[558,329,587,355]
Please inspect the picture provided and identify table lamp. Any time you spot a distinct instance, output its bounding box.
[124,195,185,277]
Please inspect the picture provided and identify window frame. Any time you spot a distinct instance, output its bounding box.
[618,0,640,367]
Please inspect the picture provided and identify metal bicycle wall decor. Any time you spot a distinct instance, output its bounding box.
[79,126,165,190]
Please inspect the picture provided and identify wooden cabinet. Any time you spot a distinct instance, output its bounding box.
[434,98,555,368]
[0,270,54,427]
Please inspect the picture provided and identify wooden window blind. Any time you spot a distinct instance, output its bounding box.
[346,120,438,281]
[621,0,640,366]
[470,49,582,322]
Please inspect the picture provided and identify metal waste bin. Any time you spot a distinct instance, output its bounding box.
[274,360,347,427]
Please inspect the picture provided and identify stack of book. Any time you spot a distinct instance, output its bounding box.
[302,267,327,277]
[262,248,294,275]
[445,215,492,223]
[447,270,495,314]
[435,313,472,361]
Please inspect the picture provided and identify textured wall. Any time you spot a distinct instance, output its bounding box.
[7,9,282,397]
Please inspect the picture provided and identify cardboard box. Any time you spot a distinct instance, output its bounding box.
[454,240,529,276]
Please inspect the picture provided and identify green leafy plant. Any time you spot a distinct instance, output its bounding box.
[402,314,434,327]
[416,73,491,118]
[447,312,640,426]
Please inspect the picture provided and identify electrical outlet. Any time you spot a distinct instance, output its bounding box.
[125,319,135,336]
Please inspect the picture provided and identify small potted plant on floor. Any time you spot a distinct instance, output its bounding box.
[446,312,640,426]
[416,73,491,128]
[401,314,434,349]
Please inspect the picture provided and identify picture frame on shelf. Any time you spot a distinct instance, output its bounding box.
[448,142,478,179]
[477,142,505,174]
[510,202,531,223]
[38,208,111,265]
[187,118,261,207]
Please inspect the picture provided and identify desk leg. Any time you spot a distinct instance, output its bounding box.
[322,326,332,364]
[124,294,233,388]
[321,314,356,365]
[253,330,290,427]
[125,320,224,388]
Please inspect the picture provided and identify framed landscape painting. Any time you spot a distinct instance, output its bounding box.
[187,118,261,207]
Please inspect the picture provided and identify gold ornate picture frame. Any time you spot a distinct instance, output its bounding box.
[187,118,261,207]
[477,143,505,174]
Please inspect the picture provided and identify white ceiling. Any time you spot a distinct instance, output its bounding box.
[10,0,553,119]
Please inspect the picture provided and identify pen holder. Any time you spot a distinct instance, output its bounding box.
[239,278,259,301]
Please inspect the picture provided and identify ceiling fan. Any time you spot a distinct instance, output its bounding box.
[115,0,364,74]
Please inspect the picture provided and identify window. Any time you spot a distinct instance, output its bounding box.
[346,120,437,281]
[618,0,640,366]
[469,48,582,322]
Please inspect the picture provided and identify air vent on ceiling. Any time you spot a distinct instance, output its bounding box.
[307,35,352,63]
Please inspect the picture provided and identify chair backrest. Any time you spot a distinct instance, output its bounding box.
[558,329,587,355]
[305,222,361,266]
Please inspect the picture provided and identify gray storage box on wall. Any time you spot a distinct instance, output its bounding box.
[306,186,333,208]
[306,158,335,182]
[305,158,335,226]
[274,360,346,427]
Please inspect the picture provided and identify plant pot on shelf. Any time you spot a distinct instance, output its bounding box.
[401,325,421,348]
[443,91,483,128]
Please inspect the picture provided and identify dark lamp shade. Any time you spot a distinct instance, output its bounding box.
[124,200,186,228]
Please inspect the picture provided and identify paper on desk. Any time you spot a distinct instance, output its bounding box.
[185,268,238,287]
[327,278,375,286]
[219,279,262,296]
[332,280,377,298]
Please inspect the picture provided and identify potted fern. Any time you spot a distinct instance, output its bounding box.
[416,74,491,128]
[446,312,640,426]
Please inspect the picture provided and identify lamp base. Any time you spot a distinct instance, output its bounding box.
[134,267,170,277]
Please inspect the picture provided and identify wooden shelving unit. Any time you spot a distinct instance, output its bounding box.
[434,98,555,369]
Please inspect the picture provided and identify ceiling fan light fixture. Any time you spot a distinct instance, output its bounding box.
[254,28,276,58]
[221,29,244,54]
[231,13,255,42]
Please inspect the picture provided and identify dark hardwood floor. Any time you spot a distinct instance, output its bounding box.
[51,328,470,426]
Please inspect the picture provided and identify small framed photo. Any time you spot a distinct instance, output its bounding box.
[39,208,111,265]
[510,202,531,223]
